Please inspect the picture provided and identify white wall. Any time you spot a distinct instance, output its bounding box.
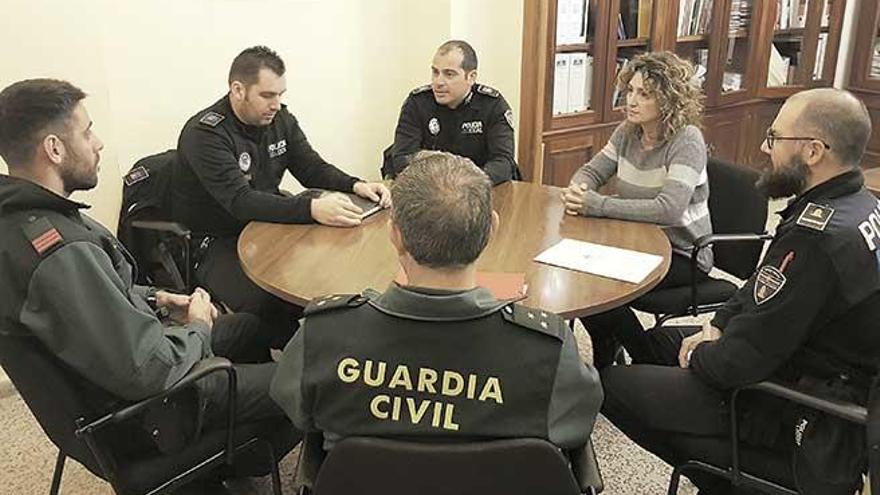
[0,0,524,230]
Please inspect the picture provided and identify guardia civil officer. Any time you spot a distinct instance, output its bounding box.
[381,40,520,184]
[0,79,297,489]
[271,151,601,453]
[602,88,880,494]
[172,46,391,348]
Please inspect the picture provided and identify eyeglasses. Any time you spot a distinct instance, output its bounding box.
[765,129,831,150]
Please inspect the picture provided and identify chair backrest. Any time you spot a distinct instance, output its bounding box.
[706,157,769,279]
[0,333,108,476]
[312,437,581,495]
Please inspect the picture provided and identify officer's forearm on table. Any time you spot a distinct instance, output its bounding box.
[22,242,212,401]
[229,188,315,224]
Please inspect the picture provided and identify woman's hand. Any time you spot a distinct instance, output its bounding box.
[561,183,589,215]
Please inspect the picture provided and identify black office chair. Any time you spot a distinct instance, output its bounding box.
[0,332,286,495]
[632,158,773,328]
[295,433,602,495]
[118,150,195,293]
[668,379,874,495]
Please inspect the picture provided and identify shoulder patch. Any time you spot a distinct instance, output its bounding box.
[796,202,834,231]
[304,293,369,316]
[476,84,500,98]
[123,165,149,187]
[22,217,64,256]
[501,304,563,341]
[410,84,432,96]
[754,265,787,305]
[198,111,225,127]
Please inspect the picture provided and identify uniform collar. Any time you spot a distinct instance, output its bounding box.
[0,174,89,215]
[779,168,864,220]
[369,282,507,322]
[219,95,267,140]
[439,89,477,112]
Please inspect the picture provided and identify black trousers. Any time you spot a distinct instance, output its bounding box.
[196,236,300,349]
[601,325,797,495]
[201,313,300,476]
[582,253,709,368]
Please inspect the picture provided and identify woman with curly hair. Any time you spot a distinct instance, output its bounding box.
[561,51,713,368]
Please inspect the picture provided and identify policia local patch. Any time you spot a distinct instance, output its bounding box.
[754,265,786,305]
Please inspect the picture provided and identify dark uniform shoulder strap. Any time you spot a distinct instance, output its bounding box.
[501,303,564,341]
[21,216,66,257]
[475,84,501,98]
[795,202,835,232]
[410,84,432,96]
[198,111,226,127]
[304,293,370,316]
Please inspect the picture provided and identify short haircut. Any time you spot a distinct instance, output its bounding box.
[392,151,493,268]
[228,46,286,86]
[437,40,478,72]
[0,79,86,167]
[791,88,872,167]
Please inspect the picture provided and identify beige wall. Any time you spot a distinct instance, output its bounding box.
[0,0,525,230]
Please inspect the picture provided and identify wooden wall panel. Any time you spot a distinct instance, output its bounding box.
[542,132,596,187]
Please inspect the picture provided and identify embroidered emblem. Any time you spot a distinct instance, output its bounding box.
[796,202,834,231]
[476,84,500,97]
[238,152,252,172]
[428,117,440,136]
[23,217,64,255]
[199,111,225,127]
[504,109,515,129]
[754,265,786,305]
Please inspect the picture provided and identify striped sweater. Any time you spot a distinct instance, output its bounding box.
[570,123,714,272]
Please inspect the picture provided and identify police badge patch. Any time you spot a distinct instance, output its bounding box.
[428,117,440,136]
[753,264,787,305]
[238,152,252,172]
[504,109,515,129]
[199,111,225,127]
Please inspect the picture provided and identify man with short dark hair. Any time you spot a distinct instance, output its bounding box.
[602,88,880,494]
[270,151,602,453]
[173,46,390,348]
[0,79,297,489]
[382,40,520,184]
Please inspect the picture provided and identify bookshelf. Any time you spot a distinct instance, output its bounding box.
[848,0,880,168]
[518,0,847,185]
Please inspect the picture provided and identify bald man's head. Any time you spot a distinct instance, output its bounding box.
[785,88,871,167]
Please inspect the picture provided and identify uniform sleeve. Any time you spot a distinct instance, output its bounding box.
[179,122,317,224]
[270,322,314,431]
[387,95,426,179]
[691,232,836,389]
[546,325,604,449]
[19,242,212,401]
[569,123,624,190]
[282,111,361,192]
[482,98,518,185]
[580,126,708,225]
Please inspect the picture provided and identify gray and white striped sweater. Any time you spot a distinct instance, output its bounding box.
[570,123,714,272]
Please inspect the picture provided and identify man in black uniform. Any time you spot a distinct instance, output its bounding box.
[381,40,519,184]
[0,79,297,489]
[602,88,880,494]
[271,151,601,452]
[173,46,391,347]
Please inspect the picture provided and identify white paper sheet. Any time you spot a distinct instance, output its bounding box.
[533,238,664,284]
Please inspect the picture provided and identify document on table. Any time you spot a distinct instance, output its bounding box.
[533,238,663,284]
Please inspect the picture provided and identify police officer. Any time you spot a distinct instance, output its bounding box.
[0,79,297,487]
[271,151,601,452]
[172,46,391,347]
[382,40,520,185]
[602,88,880,494]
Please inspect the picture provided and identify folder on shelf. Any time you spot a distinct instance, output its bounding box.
[553,53,571,115]
[567,52,590,113]
[533,239,663,284]
[637,0,652,37]
[395,270,528,301]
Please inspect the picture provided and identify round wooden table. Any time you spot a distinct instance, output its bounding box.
[864,167,880,197]
[238,181,671,318]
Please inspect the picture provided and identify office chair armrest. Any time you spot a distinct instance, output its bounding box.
[686,232,773,316]
[76,357,235,434]
[131,220,192,239]
[568,439,604,494]
[736,380,867,425]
